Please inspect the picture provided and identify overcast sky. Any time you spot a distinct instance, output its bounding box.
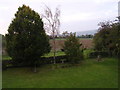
[0,0,119,35]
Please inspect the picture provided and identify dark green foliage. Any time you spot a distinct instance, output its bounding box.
[89,51,109,58]
[93,20,120,57]
[2,55,66,68]
[2,61,7,70]
[1,35,6,48]
[6,5,51,66]
[63,33,83,64]
[77,34,93,38]
[0,34,6,49]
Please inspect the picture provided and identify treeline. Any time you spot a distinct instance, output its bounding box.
[77,34,94,38]
[48,32,94,39]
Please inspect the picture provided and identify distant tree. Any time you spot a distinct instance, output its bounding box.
[86,34,93,38]
[62,31,69,38]
[63,33,83,64]
[42,5,60,64]
[77,34,93,38]
[6,5,51,71]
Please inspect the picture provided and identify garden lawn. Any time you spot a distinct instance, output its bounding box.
[2,55,12,60]
[2,51,65,60]
[43,51,65,57]
[2,58,118,88]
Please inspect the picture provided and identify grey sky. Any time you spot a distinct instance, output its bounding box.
[0,0,119,35]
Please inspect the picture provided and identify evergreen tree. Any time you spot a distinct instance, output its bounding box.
[6,5,51,66]
[63,33,83,64]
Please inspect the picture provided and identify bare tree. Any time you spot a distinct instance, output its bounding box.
[62,31,69,38]
[42,5,60,64]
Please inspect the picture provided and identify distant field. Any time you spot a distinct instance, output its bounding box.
[2,38,93,60]
[52,38,93,40]
[3,58,118,88]
[50,38,93,51]
[2,38,93,59]
[2,49,93,60]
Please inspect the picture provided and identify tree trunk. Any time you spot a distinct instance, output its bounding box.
[52,29,56,64]
[34,63,37,72]
[33,61,37,73]
[53,36,56,64]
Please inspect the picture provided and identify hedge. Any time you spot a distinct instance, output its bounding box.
[2,55,67,70]
[89,51,109,58]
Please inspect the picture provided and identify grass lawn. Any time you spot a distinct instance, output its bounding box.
[43,51,65,57]
[2,51,65,60]
[83,49,94,59]
[2,55,12,60]
[2,58,118,88]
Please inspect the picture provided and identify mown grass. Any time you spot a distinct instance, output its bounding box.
[2,55,12,60]
[83,49,94,59]
[2,49,92,60]
[2,58,118,88]
[43,51,65,57]
[2,51,65,60]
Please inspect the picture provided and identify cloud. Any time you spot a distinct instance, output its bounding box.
[61,12,93,22]
[0,0,119,35]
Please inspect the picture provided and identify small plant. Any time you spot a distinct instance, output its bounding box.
[63,33,83,64]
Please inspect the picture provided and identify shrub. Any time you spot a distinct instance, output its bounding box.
[2,63,7,70]
[63,33,83,64]
[89,51,109,58]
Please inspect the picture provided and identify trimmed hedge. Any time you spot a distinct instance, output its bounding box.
[38,55,67,65]
[2,55,67,69]
[89,51,109,58]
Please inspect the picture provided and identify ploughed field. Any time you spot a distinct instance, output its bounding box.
[50,38,93,51]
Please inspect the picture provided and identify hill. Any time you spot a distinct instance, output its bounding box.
[76,30,98,36]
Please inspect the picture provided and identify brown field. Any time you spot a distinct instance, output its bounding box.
[50,39,94,51]
[2,39,94,55]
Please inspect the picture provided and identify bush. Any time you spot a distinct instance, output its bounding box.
[38,55,67,65]
[2,63,7,70]
[2,55,67,68]
[89,51,109,58]
[63,33,83,64]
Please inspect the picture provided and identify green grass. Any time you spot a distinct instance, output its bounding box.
[2,51,65,60]
[2,49,92,60]
[83,49,94,59]
[2,55,12,60]
[79,38,93,40]
[43,51,65,57]
[2,58,118,88]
